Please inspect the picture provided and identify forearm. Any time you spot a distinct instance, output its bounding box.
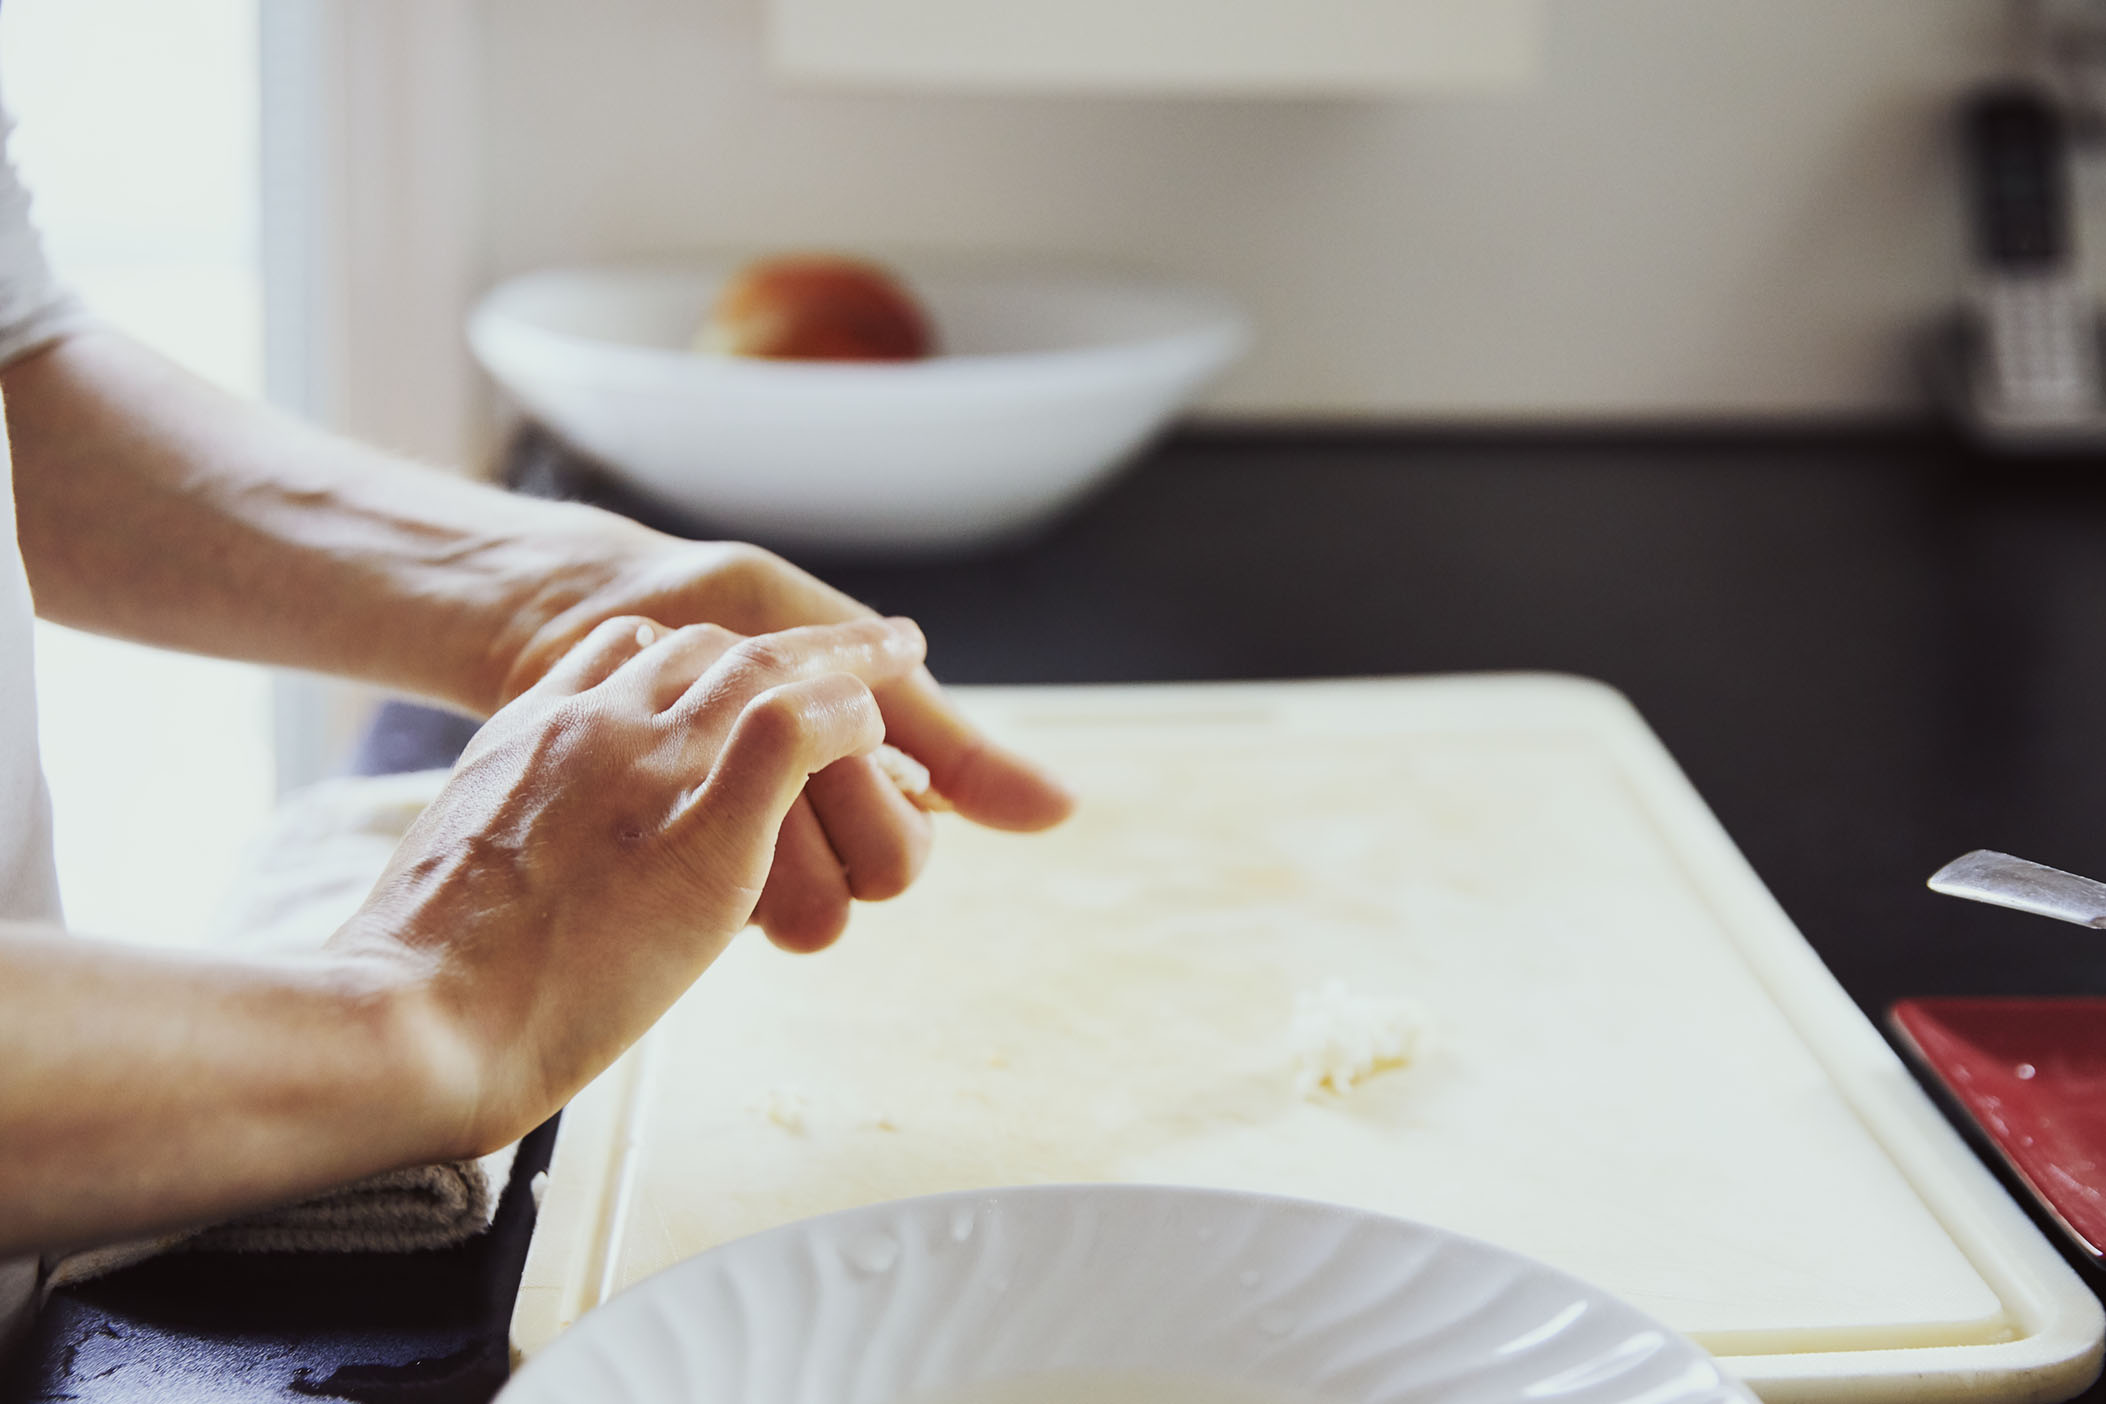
[0,923,473,1258]
[3,327,657,715]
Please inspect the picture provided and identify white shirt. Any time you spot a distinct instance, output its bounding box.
[0,404,60,926]
[0,73,88,1363]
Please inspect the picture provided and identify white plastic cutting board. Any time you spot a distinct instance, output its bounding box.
[513,675,2102,1402]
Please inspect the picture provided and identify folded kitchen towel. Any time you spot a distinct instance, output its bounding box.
[46,1144,518,1290]
[47,769,498,1291]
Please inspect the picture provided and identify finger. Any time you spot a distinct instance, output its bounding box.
[533,615,669,697]
[871,744,949,812]
[747,795,854,953]
[671,673,887,934]
[694,562,1066,829]
[673,617,926,717]
[876,669,1075,832]
[804,754,935,902]
[602,621,744,709]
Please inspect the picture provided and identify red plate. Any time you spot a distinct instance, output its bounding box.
[1890,996,2106,1259]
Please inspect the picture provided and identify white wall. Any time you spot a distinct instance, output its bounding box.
[477,0,2020,423]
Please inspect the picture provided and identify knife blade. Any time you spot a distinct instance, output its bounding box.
[1927,849,2106,929]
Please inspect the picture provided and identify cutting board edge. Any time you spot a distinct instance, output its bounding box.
[510,1044,650,1364]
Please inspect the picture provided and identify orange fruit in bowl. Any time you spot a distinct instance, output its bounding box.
[695,254,934,362]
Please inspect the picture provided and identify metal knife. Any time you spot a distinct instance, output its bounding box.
[1927,849,2106,929]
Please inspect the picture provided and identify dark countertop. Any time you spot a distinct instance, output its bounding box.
[15,423,2106,1400]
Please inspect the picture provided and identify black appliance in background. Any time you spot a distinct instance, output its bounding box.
[1936,84,2106,447]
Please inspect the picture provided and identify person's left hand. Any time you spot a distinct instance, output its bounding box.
[474,519,1074,953]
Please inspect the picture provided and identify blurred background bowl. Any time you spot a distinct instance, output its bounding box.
[468,261,1249,557]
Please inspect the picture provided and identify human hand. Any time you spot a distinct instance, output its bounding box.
[335,614,927,1156]
[482,524,1074,949]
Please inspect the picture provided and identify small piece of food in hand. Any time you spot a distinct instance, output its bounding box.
[695,254,935,361]
[1290,979,1424,1098]
[872,743,951,812]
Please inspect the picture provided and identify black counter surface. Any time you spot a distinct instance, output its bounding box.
[14,424,2106,1400]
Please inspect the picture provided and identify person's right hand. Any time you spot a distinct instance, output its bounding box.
[329,613,928,1159]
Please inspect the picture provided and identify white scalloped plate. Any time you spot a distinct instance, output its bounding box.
[497,1184,1755,1404]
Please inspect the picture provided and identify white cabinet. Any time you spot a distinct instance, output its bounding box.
[767,0,1541,95]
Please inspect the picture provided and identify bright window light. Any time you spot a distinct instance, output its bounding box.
[1,0,275,946]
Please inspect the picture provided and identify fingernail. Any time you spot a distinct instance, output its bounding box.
[635,623,657,647]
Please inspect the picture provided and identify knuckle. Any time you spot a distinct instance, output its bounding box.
[591,613,657,646]
[742,685,819,748]
[724,634,796,680]
[667,622,741,668]
[710,544,790,615]
[718,541,785,581]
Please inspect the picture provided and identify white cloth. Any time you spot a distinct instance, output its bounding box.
[0,69,85,1364]
[0,417,58,927]
[0,82,71,923]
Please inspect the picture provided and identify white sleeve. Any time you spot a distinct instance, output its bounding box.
[0,79,85,368]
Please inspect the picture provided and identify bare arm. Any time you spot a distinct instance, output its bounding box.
[0,615,925,1256]
[4,327,1071,949]
[4,326,654,715]
[0,929,467,1257]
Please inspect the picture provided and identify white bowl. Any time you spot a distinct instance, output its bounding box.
[468,262,1249,556]
[497,1184,1752,1404]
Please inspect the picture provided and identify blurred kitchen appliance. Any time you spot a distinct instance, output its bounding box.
[2029,0,2106,136]
[1933,84,2106,447]
[1967,90,2100,418]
